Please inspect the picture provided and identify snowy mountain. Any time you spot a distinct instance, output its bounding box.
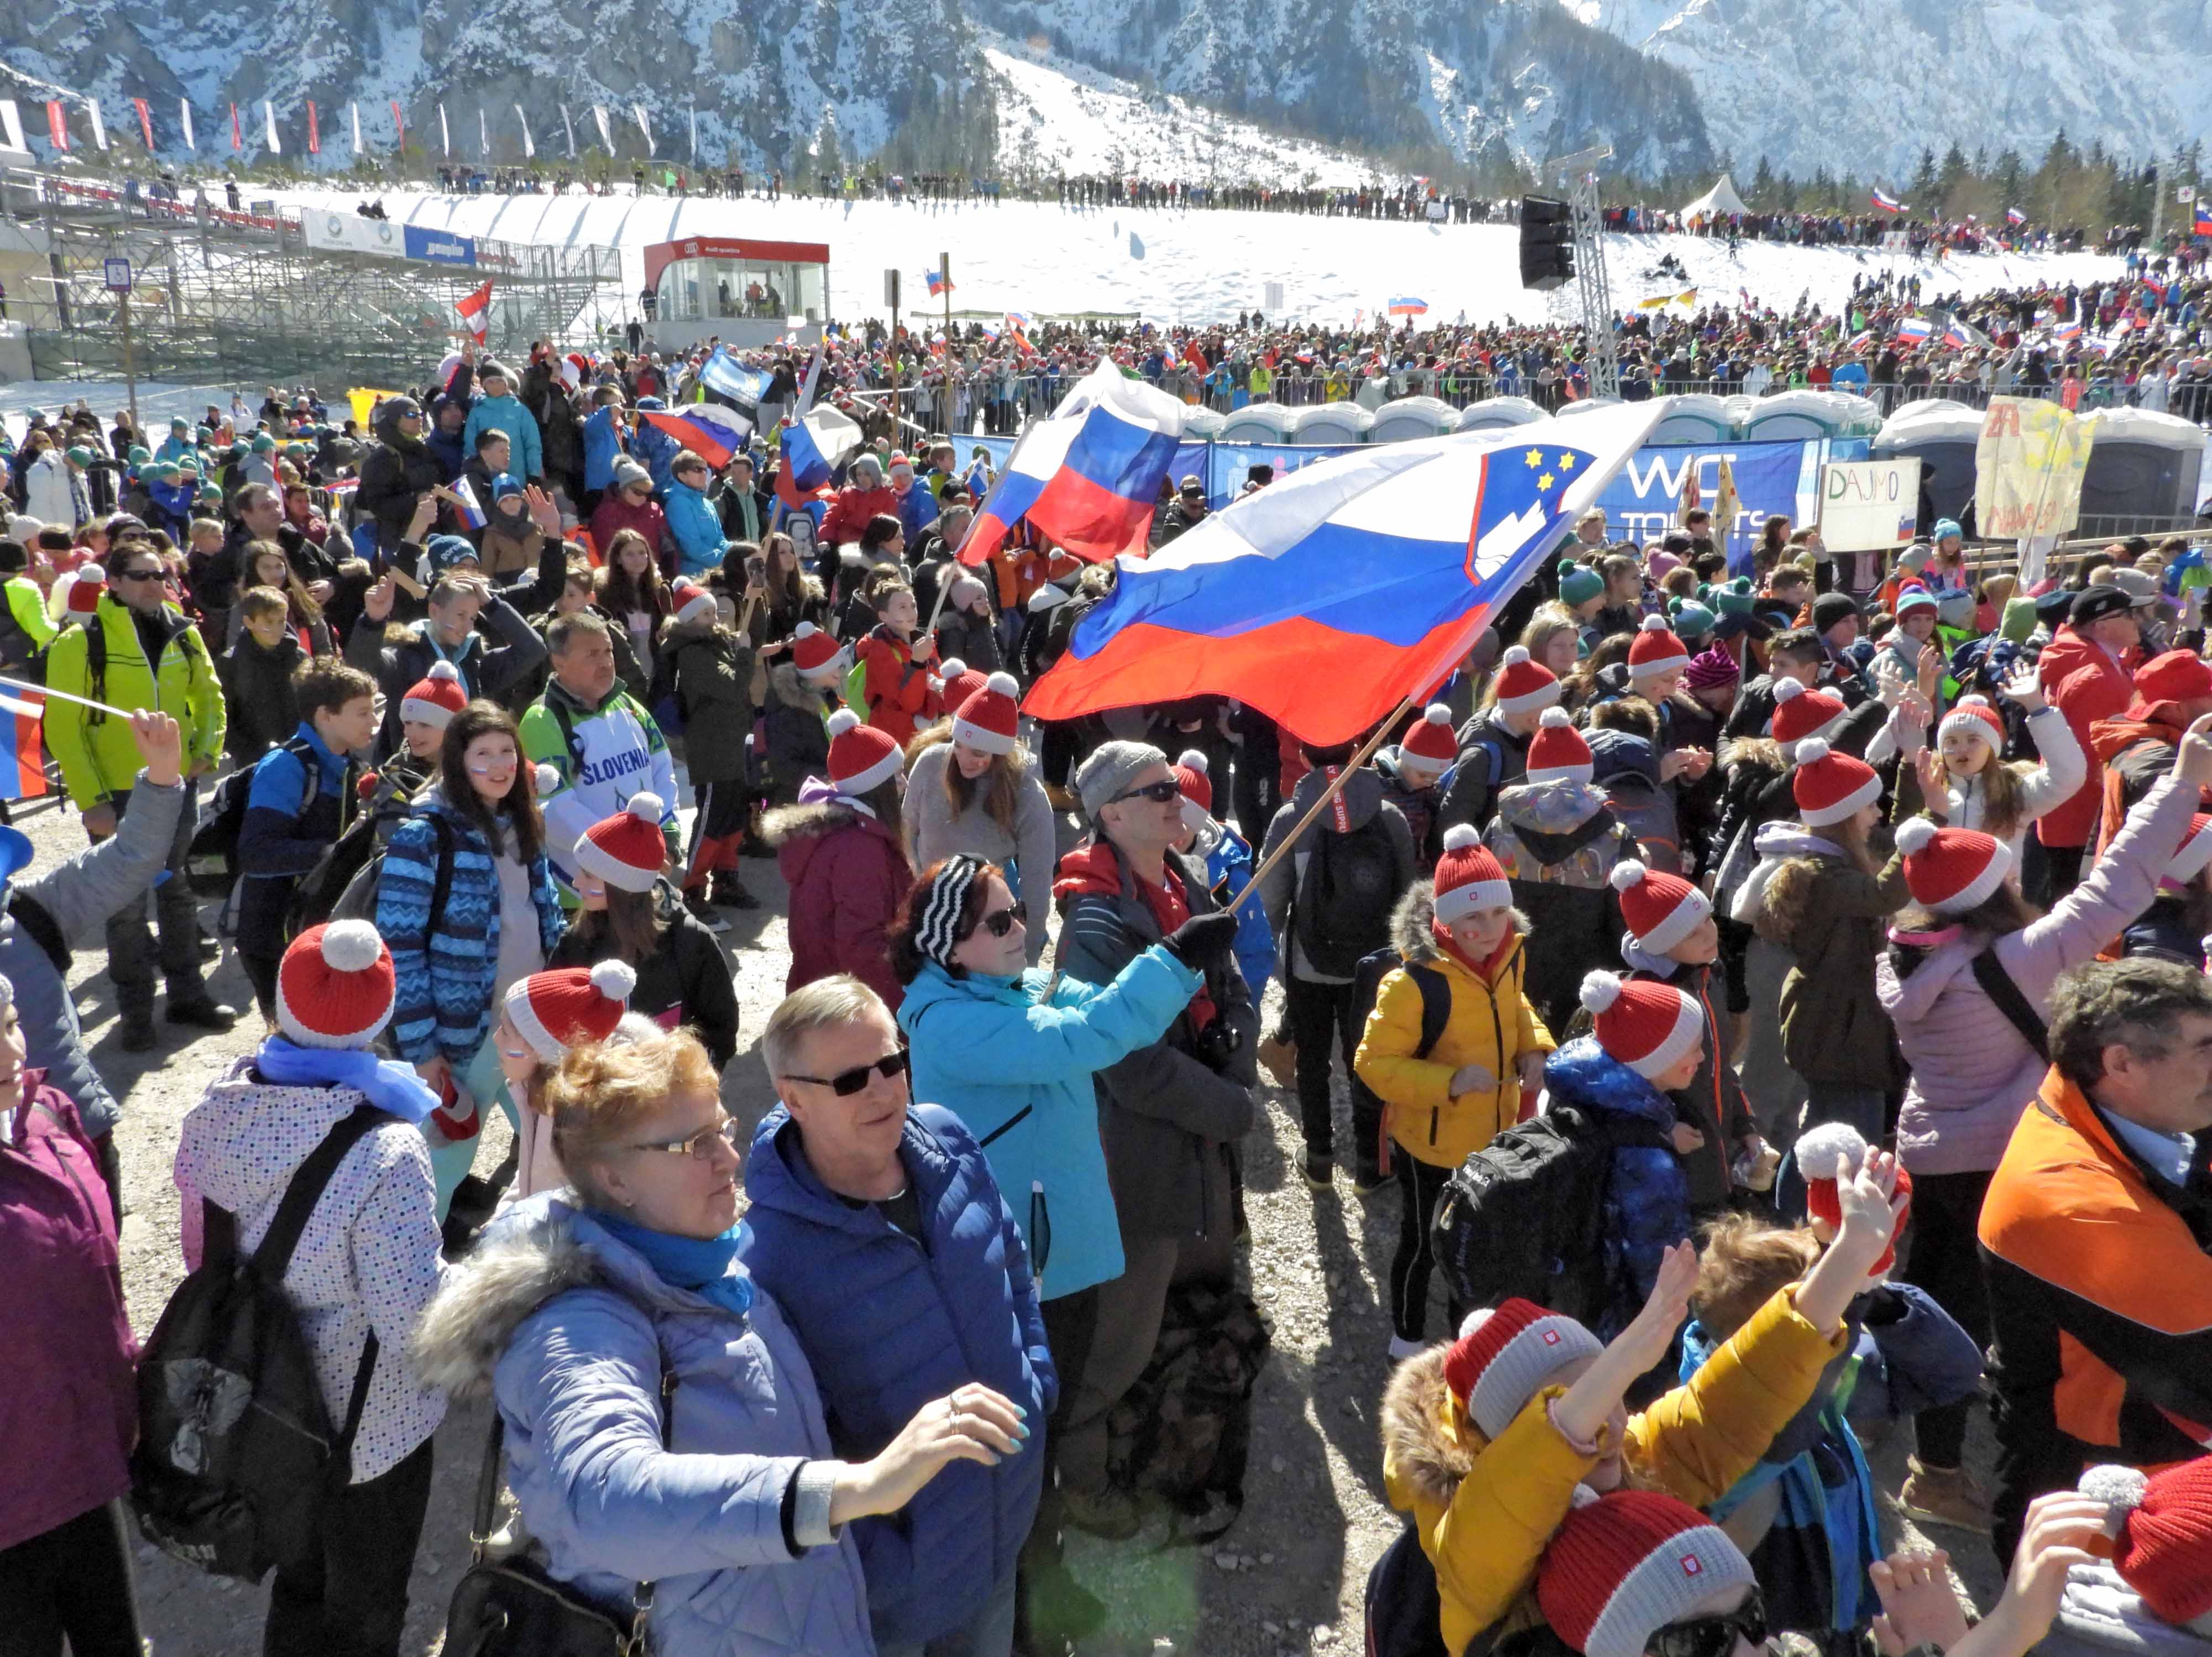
[1557,0,2212,182]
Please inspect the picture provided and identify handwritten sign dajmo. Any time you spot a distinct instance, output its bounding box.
[1818,458,1921,551]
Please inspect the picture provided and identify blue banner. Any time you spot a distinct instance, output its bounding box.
[700,348,767,407]
[404,225,477,267]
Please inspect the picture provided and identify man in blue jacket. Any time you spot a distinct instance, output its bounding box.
[744,975,1054,1657]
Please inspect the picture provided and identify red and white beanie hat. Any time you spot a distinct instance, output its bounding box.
[400,660,468,730]
[670,578,715,626]
[1526,707,1594,786]
[1433,824,1512,926]
[1173,749,1215,835]
[1936,694,2006,753]
[65,563,104,615]
[503,960,637,1064]
[934,657,989,713]
[2168,814,2212,888]
[1401,704,1458,772]
[1769,676,1845,753]
[1609,859,1712,955]
[790,621,845,682]
[572,794,667,894]
[1581,970,1703,1080]
[2079,1460,2212,1629]
[1443,1297,1604,1439]
[1795,1121,1913,1273]
[826,708,903,796]
[1790,738,1881,828]
[1493,645,1562,717]
[277,921,396,1050]
[1895,816,2010,913]
[1626,615,1691,681]
[951,671,1021,756]
[1537,1488,1759,1657]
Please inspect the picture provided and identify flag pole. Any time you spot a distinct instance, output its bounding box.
[1228,687,1423,914]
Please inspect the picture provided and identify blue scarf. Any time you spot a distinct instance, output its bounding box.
[595,1210,756,1319]
[254,1035,442,1124]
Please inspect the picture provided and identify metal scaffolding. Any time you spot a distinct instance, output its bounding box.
[1542,144,1620,400]
[0,170,626,388]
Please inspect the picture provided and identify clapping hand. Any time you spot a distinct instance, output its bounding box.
[525,484,561,537]
[1999,663,2045,714]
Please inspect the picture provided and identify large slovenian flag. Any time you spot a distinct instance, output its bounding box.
[2006,206,2028,226]
[776,405,862,509]
[1024,401,1662,744]
[1871,188,1905,213]
[2195,205,2212,238]
[958,359,1185,567]
[639,400,752,468]
[1942,317,1985,349]
[0,691,49,800]
[1894,316,1933,347]
[1388,296,1429,317]
[924,268,951,298]
[2052,316,2082,343]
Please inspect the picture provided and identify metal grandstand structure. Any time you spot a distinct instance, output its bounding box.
[0,170,626,386]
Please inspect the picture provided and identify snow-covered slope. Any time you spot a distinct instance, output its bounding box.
[263,182,2127,327]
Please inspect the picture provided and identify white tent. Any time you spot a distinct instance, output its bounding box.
[1682,174,1750,219]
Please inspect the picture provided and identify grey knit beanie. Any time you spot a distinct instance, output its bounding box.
[1074,741,1168,823]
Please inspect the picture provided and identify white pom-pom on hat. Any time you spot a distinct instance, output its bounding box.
[986,671,1019,697]
[1640,614,1669,632]
[1442,823,1482,853]
[1568,1484,1603,1510]
[1795,735,1832,765]
[1580,969,1624,1015]
[1895,816,1939,856]
[1178,749,1210,774]
[534,762,561,797]
[1609,858,1649,893]
[937,656,967,679]
[827,708,861,738]
[590,959,639,1001]
[1457,1305,1495,1340]
[427,660,461,683]
[321,919,383,973]
[794,621,820,640]
[1773,677,1806,704]
[1794,1120,1870,1181]
[1423,703,1453,725]
[625,791,664,824]
[2080,1463,2151,1514]
[1502,646,1530,667]
[1540,706,1572,729]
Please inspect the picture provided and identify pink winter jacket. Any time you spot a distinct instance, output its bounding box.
[1875,774,2194,1177]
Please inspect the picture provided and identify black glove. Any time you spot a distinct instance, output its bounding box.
[1163,909,1240,973]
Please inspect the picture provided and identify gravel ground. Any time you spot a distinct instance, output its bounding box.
[41,761,2002,1657]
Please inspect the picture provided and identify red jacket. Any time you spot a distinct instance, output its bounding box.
[819,484,897,548]
[856,626,935,746]
[768,795,912,1012]
[2037,625,2136,849]
[587,495,671,569]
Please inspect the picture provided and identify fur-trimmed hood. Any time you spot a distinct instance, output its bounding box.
[1380,1344,1475,1509]
[767,658,833,714]
[760,797,861,846]
[1387,882,1530,964]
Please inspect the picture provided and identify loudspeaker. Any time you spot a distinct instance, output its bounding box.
[1520,197,1573,291]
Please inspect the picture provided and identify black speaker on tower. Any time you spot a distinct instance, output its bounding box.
[1519,197,1574,291]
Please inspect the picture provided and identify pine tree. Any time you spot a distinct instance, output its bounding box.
[1909,147,1938,202]
[1750,154,1775,202]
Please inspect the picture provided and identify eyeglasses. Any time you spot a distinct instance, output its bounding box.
[1648,1590,1767,1657]
[1107,778,1184,807]
[974,905,1021,939]
[626,1114,742,1161]
[782,1047,909,1097]
[113,567,167,583]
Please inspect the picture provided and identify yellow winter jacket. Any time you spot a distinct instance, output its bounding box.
[44,594,224,808]
[1353,889,1554,1168]
[1378,1283,1848,1656]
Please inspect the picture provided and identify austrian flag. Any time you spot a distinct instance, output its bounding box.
[453,278,494,343]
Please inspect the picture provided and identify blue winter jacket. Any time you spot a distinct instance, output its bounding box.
[897,946,1202,1300]
[630,400,682,494]
[664,479,727,577]
[1541,1036,1691,1340]
[742,1102,1054,1648]
[895,482,938,545]
[581,403,623,493]
[1205,824,1276,992]
[424,417,467,486]
[375,787,564,1067]
[462,391,543,483]
[420,1195,876,1657]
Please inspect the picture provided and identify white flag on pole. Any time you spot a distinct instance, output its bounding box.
[592,104,611,154]
[632,103,652,156]
[0,102,27,157]
[438,103,450,157]
[561,106,576,159]
[351,101,362,151]
[478,107,488,158]
[515,105,534,160]
[689,107,697,161]
[263,100,280,154]
[179,99,195,151]
[86,100,107,150]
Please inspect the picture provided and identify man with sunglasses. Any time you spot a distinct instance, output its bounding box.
[744,975,1054,1657]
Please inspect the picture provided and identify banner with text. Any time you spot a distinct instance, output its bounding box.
[1975,396,2090,541]
[1817,457,1922,551]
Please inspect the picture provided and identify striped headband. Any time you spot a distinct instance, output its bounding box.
[916,855,986,969]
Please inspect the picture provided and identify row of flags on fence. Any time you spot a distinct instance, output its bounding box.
[0,94,710,161]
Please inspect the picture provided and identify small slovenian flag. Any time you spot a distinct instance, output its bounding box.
[2006,206,2028,226]
[2053,317,2082,343]
[776,406,861,509]
[924,268,951,298]
[1894,316,1933,347]
[1005,313,1036,358]
[1388,296,1429,317]
[1846,328,1874,352]
[1942,320,1976,349]
[639,400,754,469]
[449,477,487,530]
[0,691,49,801]
[2194,205,2212,238]
[1871,188,1905,213]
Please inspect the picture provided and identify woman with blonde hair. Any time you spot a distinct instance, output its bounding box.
[1516,601,1582,681]
[903,671,1054,961]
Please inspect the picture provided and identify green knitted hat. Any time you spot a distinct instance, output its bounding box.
[1712,577,1757,618]
[1668,598,1716,640]
[1557,559,1603,606]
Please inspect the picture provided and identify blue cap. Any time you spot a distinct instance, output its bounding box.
[425,534,479,574]
[491,472,525,502]
[1933,518,1963,545]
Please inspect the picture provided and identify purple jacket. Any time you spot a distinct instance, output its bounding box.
[0,1076,135,1549]
[1875,776,2194,1177]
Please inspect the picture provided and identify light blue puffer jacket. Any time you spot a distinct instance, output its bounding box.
[664,478,728,577]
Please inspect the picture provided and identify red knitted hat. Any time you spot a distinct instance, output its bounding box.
[1402,704,1460,769]
[1789,737,1880,827]
[1525,707,1594,785]
[1626,615,1690,680]
[400,659,468,730]
[2168,814,2212,887]
[826,708,903,795]
[951,671,1021,756]
[572,793,668,894]
[503,960,637,1063]
[1173,749,1214,815]
[1580,970,1703,1080]
[2133,649,2212,710]
[1895,816,2012,914]
[934,657,989,714]
[1936,694,2006,752]
[1608,859,1712,954]
[789,621,845,681]
[2080,1460,2212,1626]
[1796,1121,1914,1274]
[1769,676,1845,751]
[1443,1298,1604,1438]
[1536,1488,1759,1657]
[1433,824,1512,926]
[1492,645,1562,716]
[65,563,104,615]
[669,577,716,627]
[277,921,396,1050]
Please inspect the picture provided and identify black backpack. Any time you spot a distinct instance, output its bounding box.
[1290,809,1402,978]
[1346,952,1449,1160]
[186,736,323,901]
[1430,1104,1671,1327]
[1365,1524,1579,1657]
[316,812,458,935]
[131,1106,388,1581]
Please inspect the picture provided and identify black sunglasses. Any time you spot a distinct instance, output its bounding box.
[1108,778,1183,806]
[974,905,1021,939]
[113,566,168,583]
[1649,1588,1767,1657]
[784,1047,909,1097]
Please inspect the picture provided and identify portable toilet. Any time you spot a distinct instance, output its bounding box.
[1220,402,1297,445]
[1293,401,1374,446]
[1183,406,1226,441]
[2079,407,2206,537]
[1458,396,1545,432]
[1746,389,1873,443]
[1874,400,1983,525]
[1645,393,1740,444]
[1368,395,1460,445]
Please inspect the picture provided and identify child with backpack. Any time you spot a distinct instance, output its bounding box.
[217,587,308,763]
[1375,705,1459,870]
[1437,645,1561,834]
[233,660,378,1021]
[1257,738,1420,1189]
[762,621,845,807]
[365,659,467,843]
[1354,828,1551,1357]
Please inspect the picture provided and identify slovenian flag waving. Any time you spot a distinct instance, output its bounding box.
[639,400,753,469]
[924,269,951,298]
[1023,401,1662,745]
[2195,205,2212,238]
[1894,316,1933,347]
[958,359,1185,567]
[0,691,46,800]
[775,405,862,510]
[1388,296,1429,316]
[2006,206,2028,226]
[1871,188,1905,213]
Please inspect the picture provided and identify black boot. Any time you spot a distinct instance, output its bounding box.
[710,872,761,910]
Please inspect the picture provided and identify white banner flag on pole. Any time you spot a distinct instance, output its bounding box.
[0,102,27,158]
[592,104,611,154]
[689,106,697,161]
[351,101,362,152]
[179,98,195,151]
[478,107,489,158]
[86,99,107,150]
[561,106,576,159]
[632,103,652,156]
[263,100,280,154]
[515,105,534,160]
[438,103,450,157]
